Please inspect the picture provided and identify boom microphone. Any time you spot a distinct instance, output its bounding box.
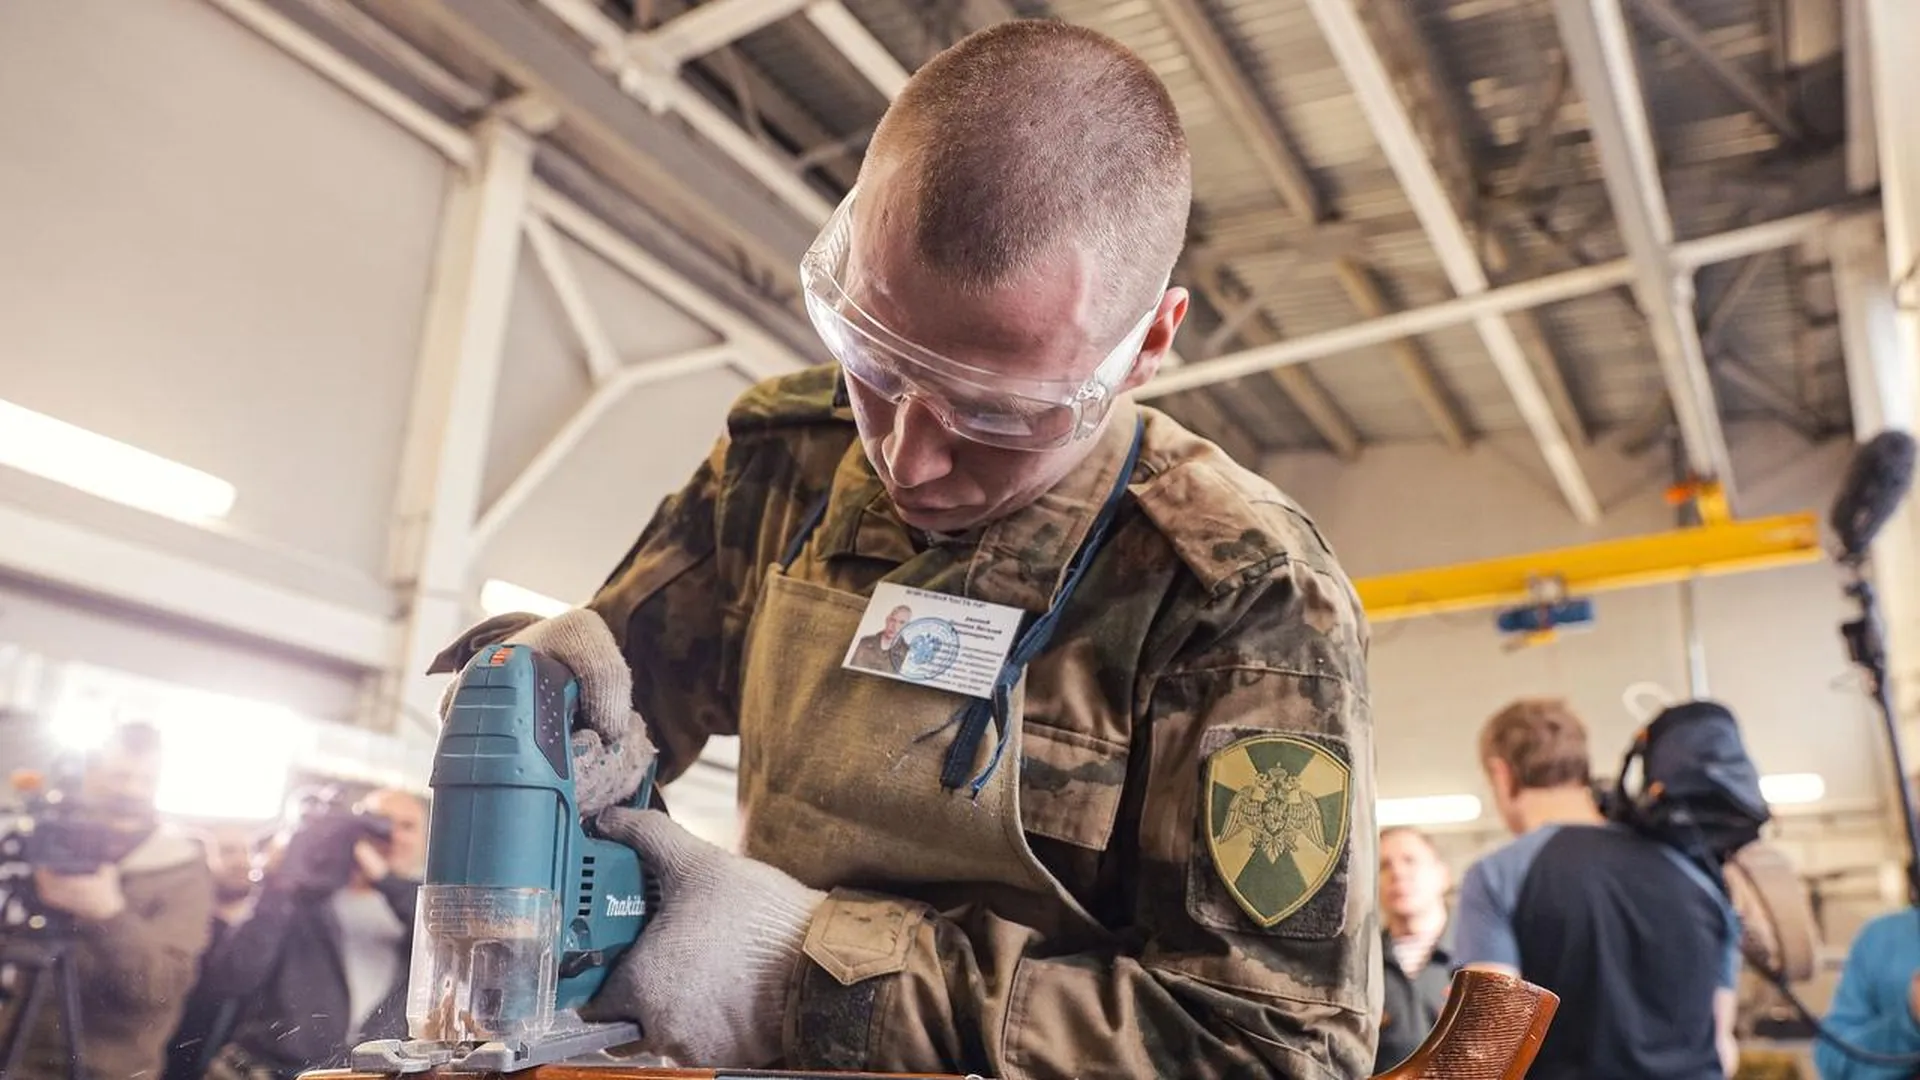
[1829,429,1918,562]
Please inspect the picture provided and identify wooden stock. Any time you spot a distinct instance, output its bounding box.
[306,968,1557,1080]
[1373,968,1559,1079]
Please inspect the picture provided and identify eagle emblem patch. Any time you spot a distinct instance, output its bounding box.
[1204,734,1352,928]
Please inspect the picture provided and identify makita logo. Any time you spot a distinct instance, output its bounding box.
[604,895,645,918]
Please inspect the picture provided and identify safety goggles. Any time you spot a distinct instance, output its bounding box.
[799,187,1162,452]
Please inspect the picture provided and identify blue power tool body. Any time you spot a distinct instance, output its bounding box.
[352,642,655,1074]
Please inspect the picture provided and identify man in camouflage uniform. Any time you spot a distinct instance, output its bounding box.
[439,18,1377,1078]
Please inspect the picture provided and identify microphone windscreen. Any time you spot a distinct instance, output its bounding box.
[1830,429,1918,558]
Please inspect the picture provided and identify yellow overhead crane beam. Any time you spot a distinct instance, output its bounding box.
[1355,493,1827,624]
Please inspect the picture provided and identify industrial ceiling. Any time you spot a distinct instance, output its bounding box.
[238,0,1860,526]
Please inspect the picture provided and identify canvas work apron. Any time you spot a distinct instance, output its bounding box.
[733,420,1144,939]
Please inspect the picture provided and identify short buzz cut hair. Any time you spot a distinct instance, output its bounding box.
[865,18,1192,340]
[1479,697,1593,791]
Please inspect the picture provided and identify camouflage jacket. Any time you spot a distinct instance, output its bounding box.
[589,366,1379,1078]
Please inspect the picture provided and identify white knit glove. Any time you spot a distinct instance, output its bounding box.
[583,808,825,1067]
[437,608,656,815]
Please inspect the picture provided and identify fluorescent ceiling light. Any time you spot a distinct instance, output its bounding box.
[0,398,236,523]
[1760,772,1826,806]
[480,578,570,618]
[1379,794,1483,827]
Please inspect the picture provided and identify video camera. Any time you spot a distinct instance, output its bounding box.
[0,767,151,931]
[271,785,396,897]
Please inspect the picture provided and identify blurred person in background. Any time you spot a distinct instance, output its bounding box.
[1452,698,1740,1080]
[1375,825,1455,1071]
[196,787,426,1080]
[1813,903,1920,1079]
[164,823,266,1080]
[1,720,216,1080]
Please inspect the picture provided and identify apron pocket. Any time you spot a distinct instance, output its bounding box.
[1184,726,1355,940]
[1019,723,1128,851]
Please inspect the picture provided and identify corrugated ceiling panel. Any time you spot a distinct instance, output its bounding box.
[839,0,953,70]
[1533,294,1663,428]
[730,13,889,144]
[701,0,1846,452]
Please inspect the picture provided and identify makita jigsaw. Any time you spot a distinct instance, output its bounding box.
[350,642,656,1074]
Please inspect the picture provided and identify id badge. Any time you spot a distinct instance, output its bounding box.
[842,582,1023,699]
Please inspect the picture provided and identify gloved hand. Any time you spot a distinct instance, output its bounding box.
[436,608,657,815]
[584,809,825,1067]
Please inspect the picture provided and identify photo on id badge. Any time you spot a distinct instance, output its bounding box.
[842,582,1023,699]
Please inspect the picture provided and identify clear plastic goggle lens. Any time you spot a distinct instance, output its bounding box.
[838,347,1085,450]
[799,188,1159,452]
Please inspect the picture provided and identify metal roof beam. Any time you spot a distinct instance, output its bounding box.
[1305,0,1598,521]
[802,2,911,99]
[628,0,810,67]
[1551,0,1737,494]
[1335,0,1590,448]
[523,211,622,385]
[1153,0,1473,455]
[1138,204,1874,397]
[473,344,744,550]
[1154,0,1322,222]
[1622,0,1805,143]
[426,0,828,273]
[545,0,861,195]
[386,113,535,722]
[1330,261,1469,451]
[1188,211,1407,265]
[1191,265,1364,459]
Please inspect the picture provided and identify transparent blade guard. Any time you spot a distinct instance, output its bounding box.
[407,885,559,1044]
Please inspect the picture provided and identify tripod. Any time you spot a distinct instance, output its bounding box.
[0,916,86,1080]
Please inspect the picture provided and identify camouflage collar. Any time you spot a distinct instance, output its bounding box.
[811,400,1143,613]
[963,401,1140,611]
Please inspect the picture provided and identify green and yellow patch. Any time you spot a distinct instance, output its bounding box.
[1204,734,1352,928]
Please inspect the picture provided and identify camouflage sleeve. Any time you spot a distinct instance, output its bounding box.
[781,560,1379,1078]
[588,437,736,785]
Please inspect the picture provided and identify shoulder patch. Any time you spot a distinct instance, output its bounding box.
[1204,733,1352,928]
[725,364,853,436]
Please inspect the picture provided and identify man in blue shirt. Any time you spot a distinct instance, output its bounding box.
[1816,906,1920,1079]
[1452,697,1741,1079]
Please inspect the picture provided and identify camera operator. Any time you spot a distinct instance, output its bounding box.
[196,787,426,1080]
[1,720,216,1080]
[1452,698,1742,1080]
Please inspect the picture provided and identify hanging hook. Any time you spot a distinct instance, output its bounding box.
[1622,681,1674,723]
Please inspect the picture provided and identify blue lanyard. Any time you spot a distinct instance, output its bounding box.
[781,417,1146,797]
[925,417,1145,796]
